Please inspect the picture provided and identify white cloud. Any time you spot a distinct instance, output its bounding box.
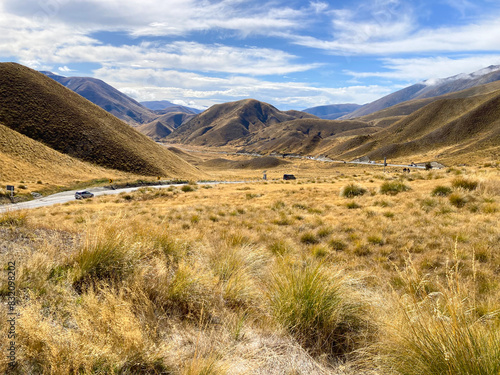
[1,0,307,37]
[0,6,317,77]
[345,55,500,82]
[94,66,393,109]
[293,16,500,55]
[58,65,74,72]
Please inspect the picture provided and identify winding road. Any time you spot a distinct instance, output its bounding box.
[0,181,245,213]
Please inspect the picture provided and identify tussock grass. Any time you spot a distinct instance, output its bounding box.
[340,183,367,198]
[268,260,370,357]
[71,227,138,291]
[431,185,452,197]
[452,177,478,191]
[375,291,500,375]
[0,210,27,226]
[449,192,468,208]
[4,168,500,374]
[380,181,411,195]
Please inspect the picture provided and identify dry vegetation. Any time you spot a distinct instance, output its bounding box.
[1,162,499,374]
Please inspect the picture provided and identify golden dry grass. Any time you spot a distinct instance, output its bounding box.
[0,162,499,374]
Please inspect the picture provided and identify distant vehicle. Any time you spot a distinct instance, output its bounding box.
[75,190,94,200]
[283,174,296,180]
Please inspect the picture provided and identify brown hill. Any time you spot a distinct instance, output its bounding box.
[202,156,290,170]
[238,118,376,155]
[166,147,204,165]
[138,121,174,140]
[42,72,158,126]
[139,112,197,140]
[358,80,500,127]
[166,99,316,146]
[343,65,500,119]
[336,88,500,162]
[0,122,127,185]
[0,63,200,178]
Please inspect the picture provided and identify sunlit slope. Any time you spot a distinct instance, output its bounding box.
[0,63,200,178]
[167,99,316,146]
[0,122,125,184]
[338,89,500,161]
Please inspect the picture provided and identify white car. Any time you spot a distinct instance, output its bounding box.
[75,190,94,200]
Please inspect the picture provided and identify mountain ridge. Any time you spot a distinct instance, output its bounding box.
[1,63,200,178]
[342,65,500,119]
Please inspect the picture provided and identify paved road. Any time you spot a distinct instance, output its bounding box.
[0,181,246,213]
[163,144,427,169]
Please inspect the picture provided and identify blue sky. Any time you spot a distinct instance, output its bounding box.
[1,0,500,110]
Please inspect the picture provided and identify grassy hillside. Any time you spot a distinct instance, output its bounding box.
[339,88,500,162]
[43,72,158,126]
[201,156,290,169]
[245,118,374,153]
[0,63,200,178]
[358,80,500,127]
[0,122,129,189]
[167,99,315,146]
[344,65,500,119]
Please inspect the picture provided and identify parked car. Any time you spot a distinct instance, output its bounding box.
[283,174,296,180]
[75,190,94,200]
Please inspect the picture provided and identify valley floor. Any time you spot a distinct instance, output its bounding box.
[0,162,499,374]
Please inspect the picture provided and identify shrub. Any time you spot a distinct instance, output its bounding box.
[340,183,367,198]
[181,184,196,192]
[431,185,452,197]
[452,177,478,191]
[380,181,411,195]
[268,261,369,356]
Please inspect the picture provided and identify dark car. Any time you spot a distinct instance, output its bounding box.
[283,174,296,180]
[75,190,94,200]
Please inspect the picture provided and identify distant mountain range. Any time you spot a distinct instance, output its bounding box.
[302,104,362,119]
[301,66,500,121]
[141,100,202,114]
[8,62,496,168]
[342,65,500,119]
[165,66,500,163]
[41,72,199,140]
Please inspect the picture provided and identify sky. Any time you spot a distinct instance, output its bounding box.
[1,0,500,111]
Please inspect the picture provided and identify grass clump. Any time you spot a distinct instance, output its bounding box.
[300,232,319,245]
[268,261,369,356]
[431,185,453,197]
[71,228,137,291]
[346,201,361,209]
[452,177,478,191]
[0,210,28,226]
[380,181,411,195]
[449,192,468,208]
[340,183,367,198]
[377,294,500,375]
[181,184,196,192]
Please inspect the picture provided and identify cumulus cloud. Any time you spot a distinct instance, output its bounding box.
[1,0,308,37]
[94,66,393,109]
